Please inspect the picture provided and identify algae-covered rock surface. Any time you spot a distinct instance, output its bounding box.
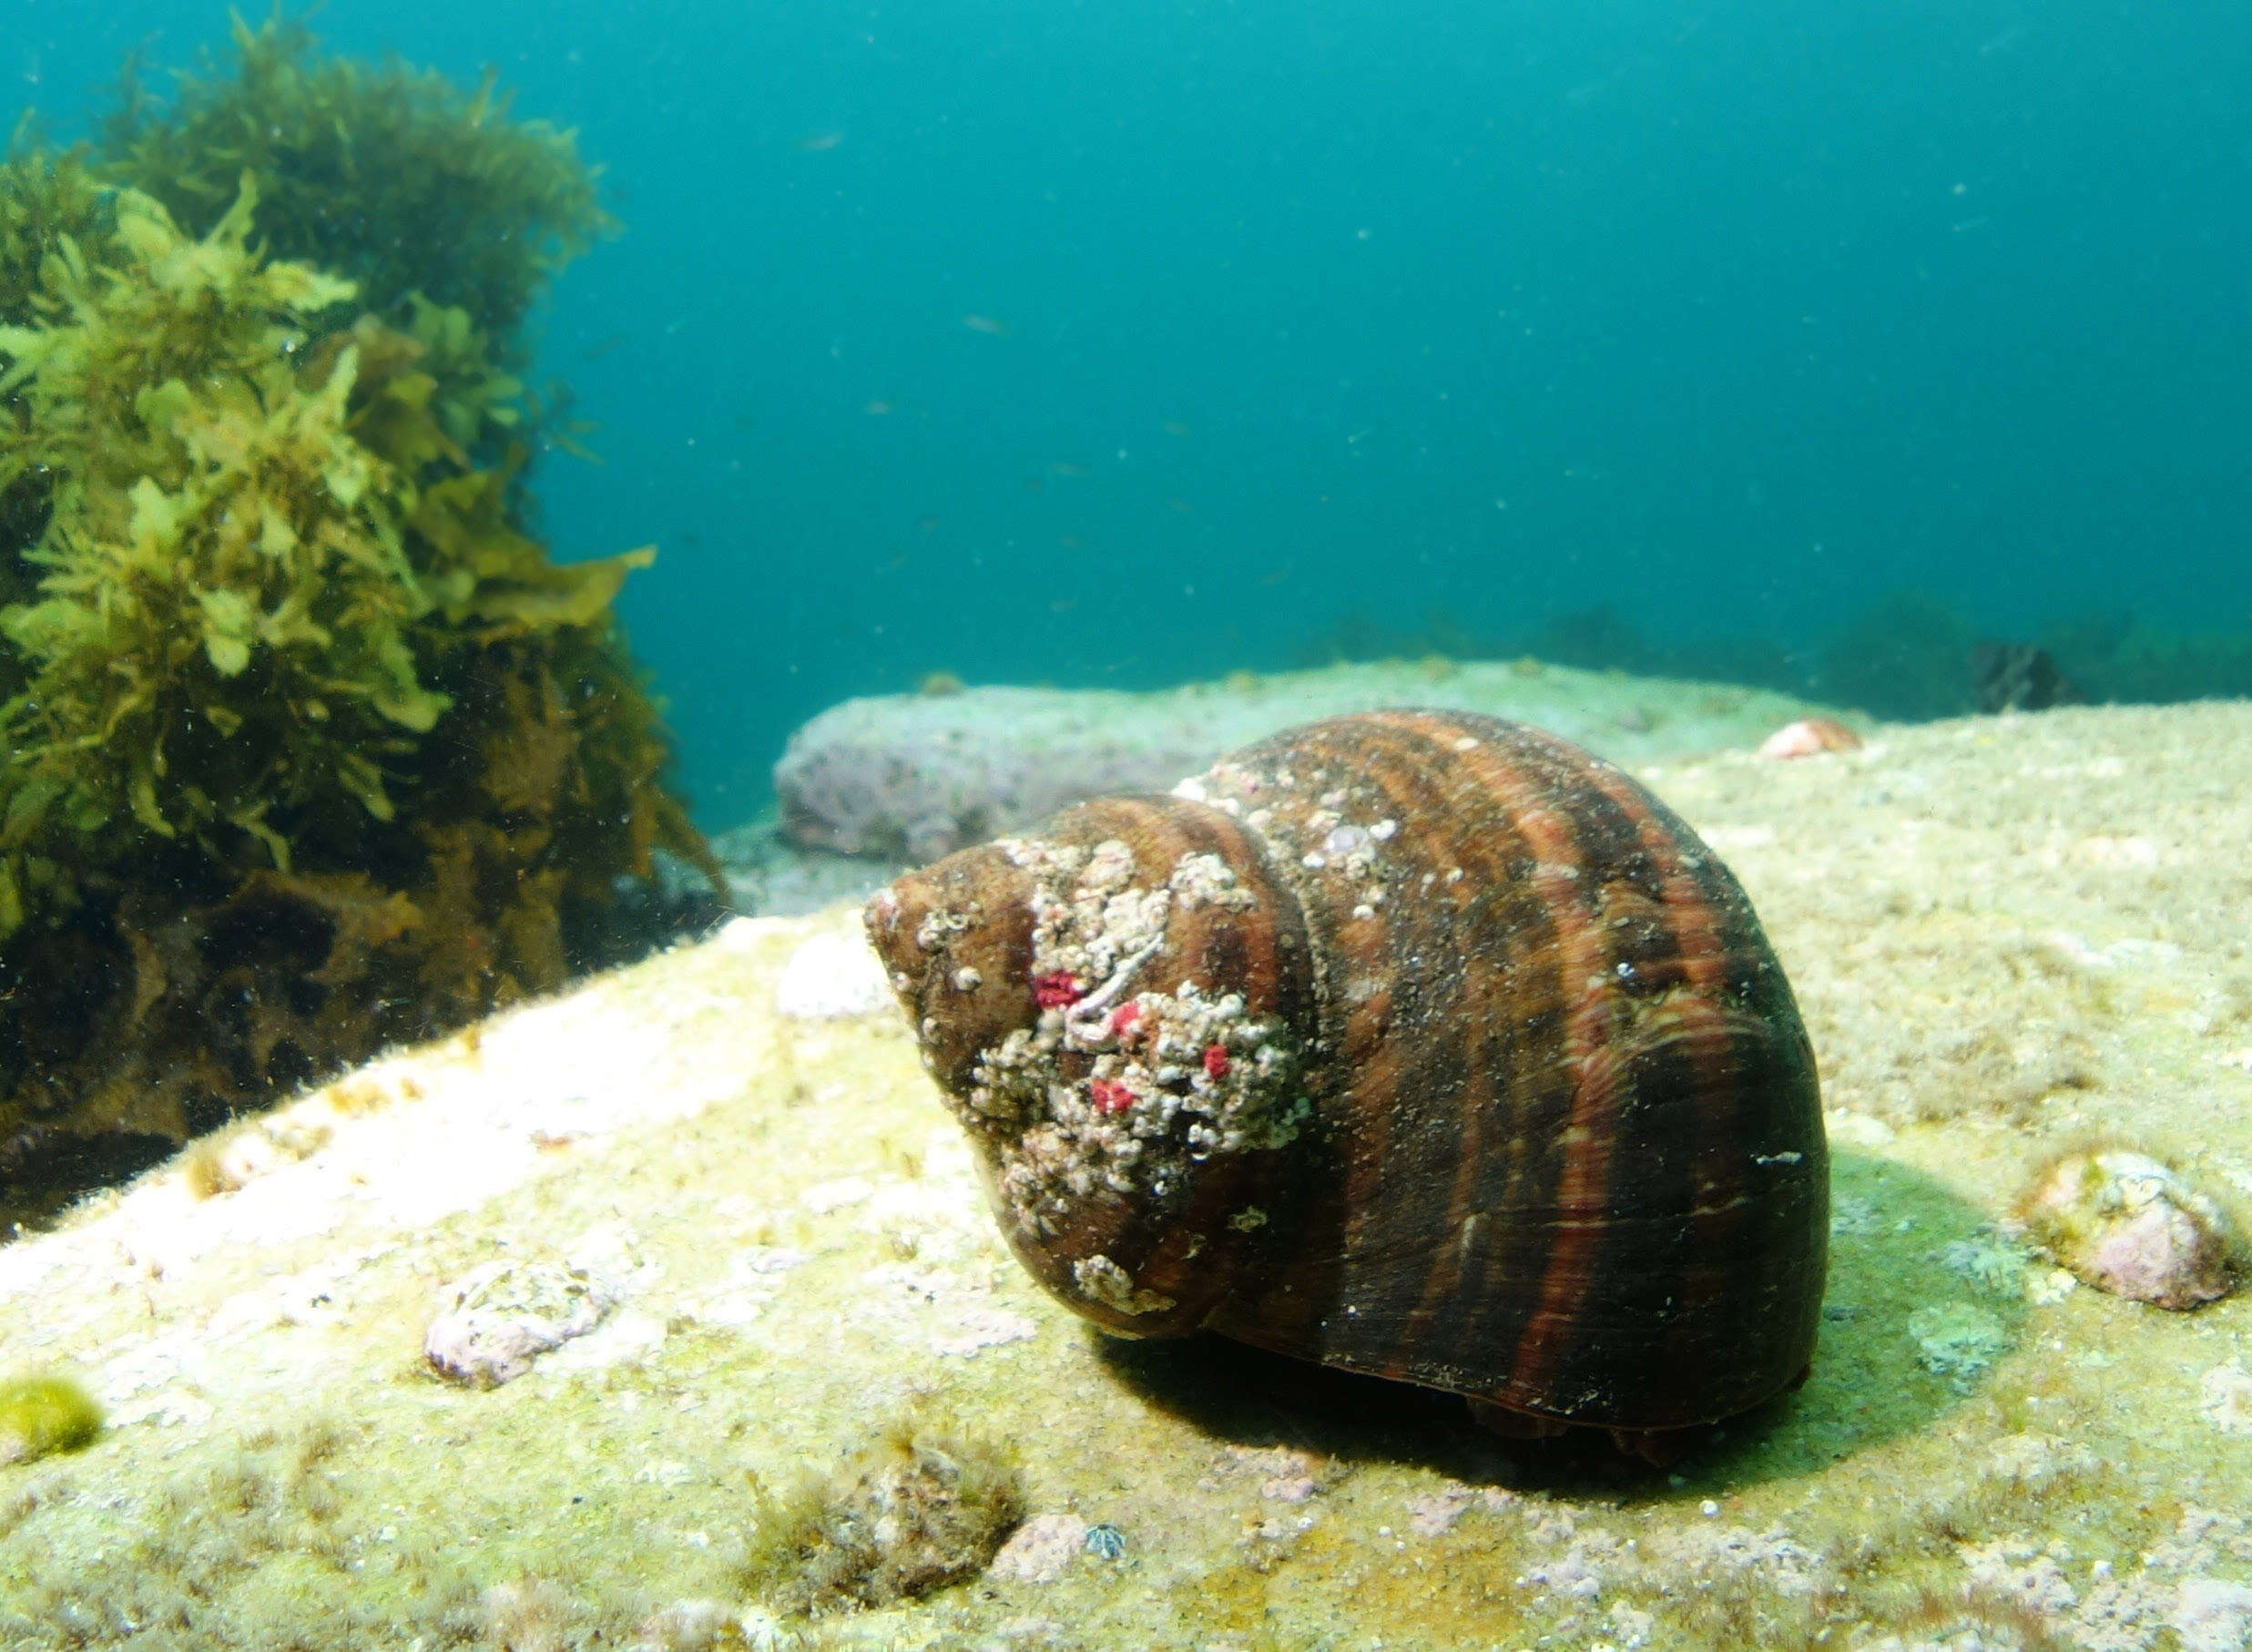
[4,701,2251,1651]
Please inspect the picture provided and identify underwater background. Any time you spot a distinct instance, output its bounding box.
[9,0,2247,826]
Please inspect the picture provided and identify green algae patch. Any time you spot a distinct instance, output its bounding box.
[0,1375,100,1467]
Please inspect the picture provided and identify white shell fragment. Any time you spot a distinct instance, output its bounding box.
[2017,1150,2242,1310]
[424,1259,618,1387]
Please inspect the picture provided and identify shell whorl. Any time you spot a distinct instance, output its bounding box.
[865,709,1829,1436]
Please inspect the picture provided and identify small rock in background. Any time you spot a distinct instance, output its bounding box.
[425,1259,617,1387]
[774,931,894,1020]
[1758,716,1864,760]
[774,665,1841,861]
[2016,1149,2243,1310]
[988,1513,1089,1584]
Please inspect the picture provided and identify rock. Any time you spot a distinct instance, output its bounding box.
[988,1513,1089,1585]
[1758,716,1865,760]
[424,1259,617,1387]
[2017,1150,2242,1310]
[772,662,1839,861]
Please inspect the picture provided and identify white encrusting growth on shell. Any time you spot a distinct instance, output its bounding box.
[1062,936,1165,1045]
[1201,756,1399,899]
[957,834,1305,1249]
[1074,1254,1177,1316]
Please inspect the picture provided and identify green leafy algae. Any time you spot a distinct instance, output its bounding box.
[0,19,718,1205]
[0,180,427,881]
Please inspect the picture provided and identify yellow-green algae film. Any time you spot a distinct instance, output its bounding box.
[0,704,2247,1650]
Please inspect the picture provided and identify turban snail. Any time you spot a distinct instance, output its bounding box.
[864,710,1828,1457]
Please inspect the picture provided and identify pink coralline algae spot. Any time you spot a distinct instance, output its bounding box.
[1107,1002,1144,1037]
[1203,1045,1230,1080]
[1032,972,1084,1008]
[1089,1079,1136,1115]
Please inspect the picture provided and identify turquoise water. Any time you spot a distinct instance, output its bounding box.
[14,1,2247,822]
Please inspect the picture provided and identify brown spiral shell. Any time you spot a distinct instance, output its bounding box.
[864,709,1828,1451]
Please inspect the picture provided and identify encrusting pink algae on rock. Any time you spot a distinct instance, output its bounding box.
[2016,1148,2243,1310]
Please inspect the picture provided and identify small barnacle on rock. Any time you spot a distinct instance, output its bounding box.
[739,1412,1024,1616]
[2015,1148,2244,1310]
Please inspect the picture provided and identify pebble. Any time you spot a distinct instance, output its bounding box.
[2017,1149,2240,1310]
[988,1513,1089,1585]
[424,1259,617,1387]
[1758,717,1863,760]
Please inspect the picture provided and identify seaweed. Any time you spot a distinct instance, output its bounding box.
[0,180,427,913]
[0,23,718,1208]
[103,9,614,347]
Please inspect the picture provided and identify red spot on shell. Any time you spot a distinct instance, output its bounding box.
[1108,1002,1144,1036]
[1032,972,1084,1008]
[1203,1045,1230,1079]
[1089,1078,1136,1115]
